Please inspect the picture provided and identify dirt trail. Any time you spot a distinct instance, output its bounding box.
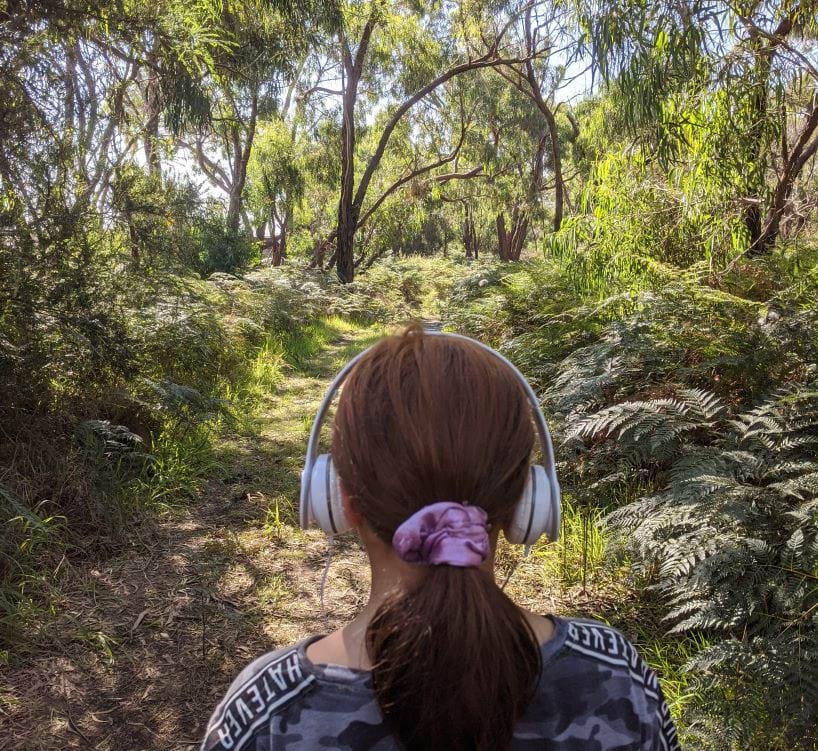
[1,322,611,751]
[1,328,380,751]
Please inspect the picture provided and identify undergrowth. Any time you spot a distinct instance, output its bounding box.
[1,256,468,652]
[444,245,818,749]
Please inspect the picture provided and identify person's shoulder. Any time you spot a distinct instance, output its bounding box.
[532,617,682,750]
[200,639,317,751]
[558,617,663,700]
[561,617,646,667]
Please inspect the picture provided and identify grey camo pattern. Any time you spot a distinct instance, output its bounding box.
[202,616,682,751]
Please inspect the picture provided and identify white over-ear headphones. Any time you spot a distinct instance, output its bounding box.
[299,331,561,546]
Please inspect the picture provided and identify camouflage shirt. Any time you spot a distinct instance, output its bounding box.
[201,615,681,750]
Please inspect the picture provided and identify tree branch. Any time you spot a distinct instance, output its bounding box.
[356,131,468,230]
[434,166,485,183]
[352,50,541,210]
[179,139,232,193]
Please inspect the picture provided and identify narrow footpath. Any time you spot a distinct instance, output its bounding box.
[3,325,381,751]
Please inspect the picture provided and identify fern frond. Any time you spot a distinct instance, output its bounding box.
[677,387,725,423]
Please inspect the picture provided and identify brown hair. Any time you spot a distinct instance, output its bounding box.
[331,325,542,751]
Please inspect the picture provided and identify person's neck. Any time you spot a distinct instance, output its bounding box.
[304,563,556,672]
[314,560,424,671]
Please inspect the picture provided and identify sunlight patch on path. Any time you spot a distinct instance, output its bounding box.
[0,321,384,751]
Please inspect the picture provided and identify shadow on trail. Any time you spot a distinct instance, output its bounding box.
[2,325,378,751]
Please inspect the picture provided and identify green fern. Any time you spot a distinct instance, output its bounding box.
[468,272,818,749]
[442,248,818,747]
[586,382,818,747]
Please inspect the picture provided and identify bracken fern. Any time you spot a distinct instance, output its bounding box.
[559,344,818,748]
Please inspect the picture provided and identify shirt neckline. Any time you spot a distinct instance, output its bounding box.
[296,614,569,688]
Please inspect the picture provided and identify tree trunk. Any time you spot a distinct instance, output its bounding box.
[496,212,508,260]
[523,7,564,233]
[227,189,242,233]
[281,206,291,261]
[336,207,358,282]
[330,12,523,280]
[544,108,563,232]
[261,232,286,266]
[743,41,771,246]
[523,82,562,232]
[226,92,258,234]
[740,12,799,247]
[335,22,374,283]
[143,43,161,180]
[750,96,818,254]
[309,237,332,270]
[270,236,284,266]
[745,201,763,246]
[497,207,529,261]
[463,204,478,259]
[336,69,358,282]
[512,217,529,260]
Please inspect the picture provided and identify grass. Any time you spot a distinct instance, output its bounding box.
[225,316,387,529]
[537,499,608,589]
[1,257,485,750]
[639,632,709,719]
[2,255,472,649]
[281,316,363,367]
[545,503,703,730]
[0,309,385,651]
[2,266,710,748]
[138,424,221,509]
[3,250,714,744]
[135,316,381,518]
[13,311,385,642]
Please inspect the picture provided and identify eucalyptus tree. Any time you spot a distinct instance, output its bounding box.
[435,50,578,262]
[295,119,344,267]
[575,0,818,255]
[350,86,472,267]
[434,70,536,261]
[176,0,341,234]
[495,1,578,236]
[0,0,250,252]
[300,0,549,282]
[124,4,228,182]
[245,121,306,263]
[0,0,243,429]
[1,2,140,243]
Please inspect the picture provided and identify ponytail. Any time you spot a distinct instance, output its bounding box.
[332,327,541,750]
[366,568,541,751]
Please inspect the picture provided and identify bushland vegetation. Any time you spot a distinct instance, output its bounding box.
[2,1,818,749]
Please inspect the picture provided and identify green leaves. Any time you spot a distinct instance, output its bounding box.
[596,380,818,746]
[450,254,818,747]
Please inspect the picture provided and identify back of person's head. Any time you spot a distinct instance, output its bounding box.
[331,324,542,751]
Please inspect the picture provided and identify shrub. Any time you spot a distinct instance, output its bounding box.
[196,209,256,275]
[0,253,470,648]
[444,250,818,749]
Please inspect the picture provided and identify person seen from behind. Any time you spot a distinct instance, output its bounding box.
[201,325,682,750]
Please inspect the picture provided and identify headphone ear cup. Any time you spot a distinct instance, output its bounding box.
[506,465,560,545]
[306,454,351,535]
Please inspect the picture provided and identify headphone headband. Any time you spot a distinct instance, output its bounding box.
[299,330,560,529]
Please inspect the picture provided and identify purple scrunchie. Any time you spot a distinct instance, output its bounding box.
[392,502,490,567]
